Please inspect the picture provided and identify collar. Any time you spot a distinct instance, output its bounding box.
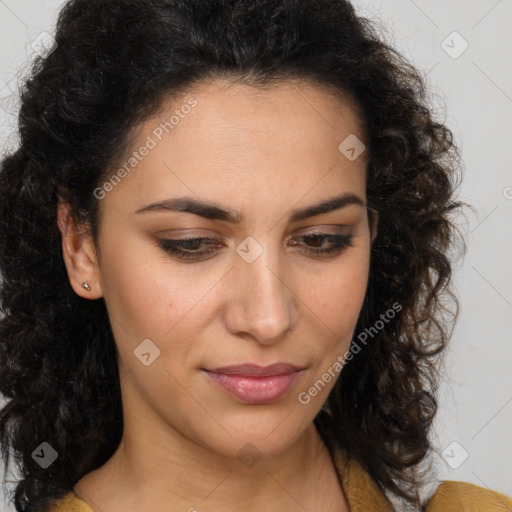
[329,445,395,511]
[315,414,394,511]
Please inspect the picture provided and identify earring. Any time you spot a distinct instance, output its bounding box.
[81,281,91,292]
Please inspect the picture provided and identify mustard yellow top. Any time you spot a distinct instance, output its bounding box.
[48,446,512,511]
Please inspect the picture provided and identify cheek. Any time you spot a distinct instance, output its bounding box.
[297,247,370,337]
[98,236,223,371]
[97,235,184,347]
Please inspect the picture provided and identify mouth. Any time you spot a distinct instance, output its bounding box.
[202,363,304,404]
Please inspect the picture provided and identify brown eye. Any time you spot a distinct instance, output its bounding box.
[158,232,353,262]
[291,232,353,256]
[158,236,224,260]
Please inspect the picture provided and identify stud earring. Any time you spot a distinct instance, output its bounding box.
[81,281,91,292]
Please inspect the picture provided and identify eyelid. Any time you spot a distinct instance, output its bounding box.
[287,224,351,237]
[156,229,354,262]
[155,225,351,243]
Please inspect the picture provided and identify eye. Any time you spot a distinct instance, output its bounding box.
[157,231,353,261]
[157,236,224,260]
[290,232,353,257]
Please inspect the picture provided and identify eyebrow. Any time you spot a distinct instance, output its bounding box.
[134,192,365,223]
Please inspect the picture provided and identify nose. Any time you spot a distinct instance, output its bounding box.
[224,243,299,346]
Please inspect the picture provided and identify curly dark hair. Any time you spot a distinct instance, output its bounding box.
[0,0,465,510]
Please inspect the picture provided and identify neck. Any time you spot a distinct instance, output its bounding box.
[74,382,346,512]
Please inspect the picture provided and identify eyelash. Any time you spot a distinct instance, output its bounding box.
[157,232,353,261]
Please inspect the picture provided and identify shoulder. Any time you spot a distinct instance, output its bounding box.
[424,480,512,512]
[47,491,95,512]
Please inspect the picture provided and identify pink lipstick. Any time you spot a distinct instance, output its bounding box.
[203,363,302,404]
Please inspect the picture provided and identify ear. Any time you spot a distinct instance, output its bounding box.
[56,198,103,299]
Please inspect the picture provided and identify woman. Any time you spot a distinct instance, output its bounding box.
[0,1,510,511]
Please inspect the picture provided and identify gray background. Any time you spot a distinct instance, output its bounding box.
[0,0,511,510]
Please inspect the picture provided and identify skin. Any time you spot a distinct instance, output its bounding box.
[57,77,376,512]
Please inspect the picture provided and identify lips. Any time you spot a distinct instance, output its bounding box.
[207,363,301,377]
[203,363,303,404]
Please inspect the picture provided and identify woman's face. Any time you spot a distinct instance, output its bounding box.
[90,78,373,459]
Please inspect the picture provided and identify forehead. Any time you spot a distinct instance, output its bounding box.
[99,77,368,222]
[152,77,366,148]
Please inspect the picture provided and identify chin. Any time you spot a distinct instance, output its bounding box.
[193,410,312,461]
